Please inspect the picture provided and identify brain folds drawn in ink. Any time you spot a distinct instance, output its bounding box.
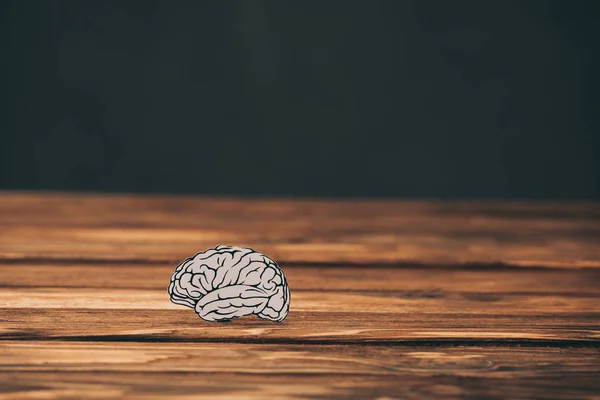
[168,245,290,322]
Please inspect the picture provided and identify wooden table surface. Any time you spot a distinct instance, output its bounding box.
[0,192,598,399]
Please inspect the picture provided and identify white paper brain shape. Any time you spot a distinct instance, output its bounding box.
[168,245,290,322]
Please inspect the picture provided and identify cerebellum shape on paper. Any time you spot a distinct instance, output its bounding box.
[168,245,290,322]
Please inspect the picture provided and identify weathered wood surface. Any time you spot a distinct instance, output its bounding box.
[3,263,600,292]
[2,308,598,344]
[1,342,598,399]
[1,192,599,267]
[0,192,599,399]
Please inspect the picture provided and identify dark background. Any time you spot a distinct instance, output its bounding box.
[1,1,598,198]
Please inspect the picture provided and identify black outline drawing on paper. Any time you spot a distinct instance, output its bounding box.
[168,245,291,322]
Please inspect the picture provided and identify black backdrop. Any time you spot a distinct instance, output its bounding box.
[1,1,598,198]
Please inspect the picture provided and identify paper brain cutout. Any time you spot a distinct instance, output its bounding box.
[168,245,290,322]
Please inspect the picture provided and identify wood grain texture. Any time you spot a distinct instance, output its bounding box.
[3,371,599,400]
[1,342,599,399]
[1,192,599,399]
[2,308,598,344]
[2,263,600,293]
[0,192,598,267]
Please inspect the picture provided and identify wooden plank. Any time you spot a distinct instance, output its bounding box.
[1,263,599,294]
[2,265,598,344]
[2,308,598,343]
[3,372,599,400]
[1,287,599,314]
[0,342,598,399]
[1,192,598,267]
[2,341,599,375]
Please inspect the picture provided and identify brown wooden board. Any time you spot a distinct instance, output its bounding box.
[0,343,599,399]
[1,192,598,267]
[1,263,600,293]
[0,342,599,399]
[2,308,599,344]
[1,192,599,399]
